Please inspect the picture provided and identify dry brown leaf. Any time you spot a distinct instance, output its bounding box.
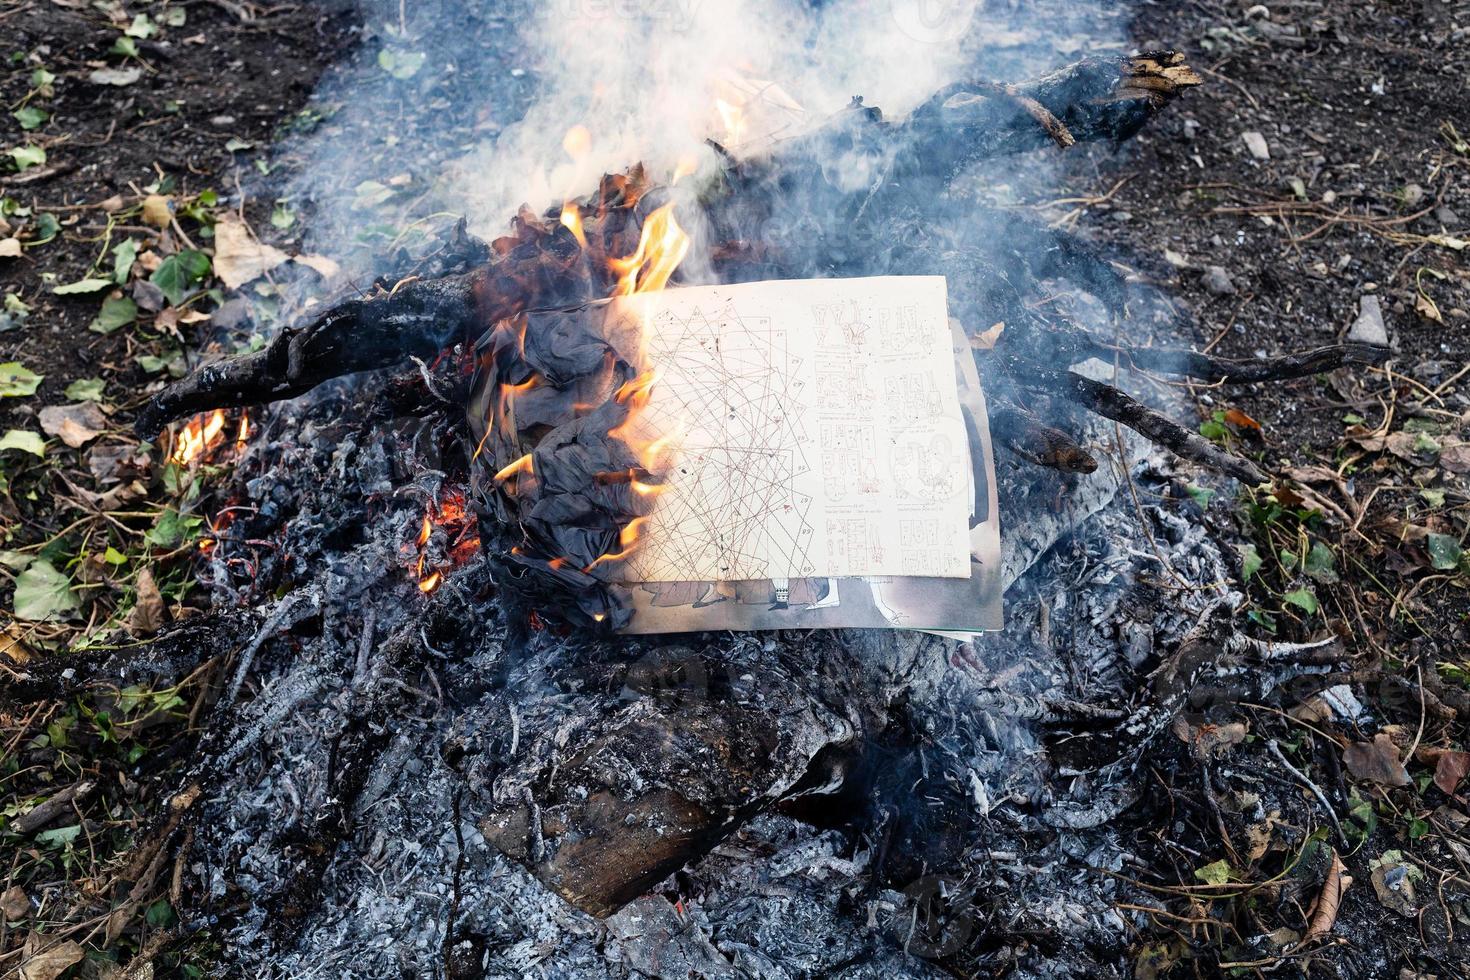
[1,623,34,664]
[294,253,342,280]
[969,321,1005,350]
[1223,407,1262,431]
[19,940,84,980]
[127,567,165,637]
[1441,439,1470,474]
[38,403,108,448]
[0,885,28,921]
[0,238,22,258]
[1171,716,1248,759]
[1343,733,1412,787]
[1433,750,1470,795]
[141,194,172,229]
[213,216,289,289]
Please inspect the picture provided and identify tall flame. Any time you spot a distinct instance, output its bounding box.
[609,203,690,296]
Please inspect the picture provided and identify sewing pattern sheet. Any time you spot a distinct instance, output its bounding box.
[609,276,972,583]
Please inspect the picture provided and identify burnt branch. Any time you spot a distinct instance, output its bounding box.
[135,273,479,439]
[1022,367,1269,485]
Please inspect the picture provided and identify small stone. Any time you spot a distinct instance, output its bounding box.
[209,114,236,127]
[1401,183,1425,208]
[1163,248,1190,269]
[1241,131,1270,160]
[1203,266,1237,296]
[1348,294,1389,346]
[1435,206,1461,228]
[1322,190,1337,204]
[1182,118,1199,141]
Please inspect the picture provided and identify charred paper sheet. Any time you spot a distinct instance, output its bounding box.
[470,275,1002,636]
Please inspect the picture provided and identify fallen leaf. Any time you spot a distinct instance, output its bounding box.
[127,567,165,637]
[1343,733,1412,787]
[18,939,83,980]
[52,277,114,296]
[13,560,79,621]
[38,403,108,448]
[141,193,172,228]
[1415,290,1443,324]
[0,623,33,665]
[1368,851,1422,917]
[87,66,141,86]
[0,362,42,397]
[1433,750,1470,795]
[0,885,27,921]
[1223,407,1262,431]
[1442,440,1470,474]
[212,217,289,289]
[0,238,21,258]
[0,429,46,457]
[1172,716,1248,759]
[64,377,105,402]
[293,253,341,279]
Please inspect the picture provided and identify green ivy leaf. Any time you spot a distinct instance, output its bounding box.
[378,49,426,80]
[1193,859,1233,885]
[1236,543,1262,582]
[1426,533,1463,571]
[1184,484,1215,508]
[113,238,138,283]
[0,362,42,397]
[35,823,82,848]
[0,428,45,456]
[12,106,47,131]
[1303,542,1339,583]
[1283,588,1319,615]
[13,559,79,621]
[53,277,114,296]
[6,145,45,171]
[150,249,212,305]
[90,295,137,335]
[125,13,157,38]
[64,377,105,402]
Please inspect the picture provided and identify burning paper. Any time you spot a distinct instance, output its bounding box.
[470,275,1001,636]
[609,276,972,582]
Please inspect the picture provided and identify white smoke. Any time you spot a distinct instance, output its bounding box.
[450,0,985,236]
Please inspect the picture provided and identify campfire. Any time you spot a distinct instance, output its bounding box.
[9,39,1404,979]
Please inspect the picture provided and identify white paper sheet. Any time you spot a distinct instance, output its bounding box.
[605,276,973,583]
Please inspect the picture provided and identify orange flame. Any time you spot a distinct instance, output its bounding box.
[493,453,535,483]
[585,516,650,571]
[171,410,228,465]
[560,202,588,248]
[609,203,690,296]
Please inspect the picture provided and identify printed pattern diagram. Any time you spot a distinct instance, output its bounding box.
[624,304,819,582]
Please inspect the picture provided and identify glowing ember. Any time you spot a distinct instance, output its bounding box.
[408,492,481,595]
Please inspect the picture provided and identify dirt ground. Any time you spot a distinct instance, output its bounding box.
[1,0,1467,977]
